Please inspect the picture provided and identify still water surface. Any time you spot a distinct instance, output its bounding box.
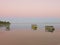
[10,23,60,31]
[0,23,60,31]
[0,23,60,45]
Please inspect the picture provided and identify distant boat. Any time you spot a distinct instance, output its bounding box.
[45,26,55,32]
[31,24,37,30]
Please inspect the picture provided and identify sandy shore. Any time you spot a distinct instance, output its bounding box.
[0,30,60,45]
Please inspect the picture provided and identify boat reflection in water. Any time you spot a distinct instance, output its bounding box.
[0,21,11,31]
[6,24,10,31]
[31,24,38,30]
[45,26,55,32]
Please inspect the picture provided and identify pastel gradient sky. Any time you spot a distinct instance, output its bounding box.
[0,0,60,18]
[0,0,60,23]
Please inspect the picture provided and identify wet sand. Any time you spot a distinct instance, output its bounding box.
[0,29,60,45]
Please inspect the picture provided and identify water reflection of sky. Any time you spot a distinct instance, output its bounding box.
[0,23,60,32]
[10,23,60,30]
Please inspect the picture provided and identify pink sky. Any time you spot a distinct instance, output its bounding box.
[0,0,60,18]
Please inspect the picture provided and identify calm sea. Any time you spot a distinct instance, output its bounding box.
[0,23,60,45]
[0,23,60,32]
[10,23,60,32]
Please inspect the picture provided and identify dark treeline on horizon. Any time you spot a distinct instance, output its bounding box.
[0,21,11,31]
[0,21,10,24]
